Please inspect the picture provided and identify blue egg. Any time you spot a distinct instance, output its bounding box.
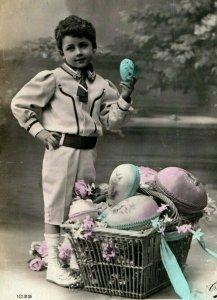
[120,58,135,81]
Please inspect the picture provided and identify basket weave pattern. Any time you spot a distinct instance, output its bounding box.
[69,229,192,298]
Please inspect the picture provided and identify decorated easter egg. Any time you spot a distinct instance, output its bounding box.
[120,58,135,81]
[69,199,98,222]
[139,166,157,187]
[107,164,140,205]
[105,194,159,230]
[155,167,207,214]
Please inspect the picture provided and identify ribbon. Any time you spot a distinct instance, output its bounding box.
[160,236,202,300]
[197,236,217,260]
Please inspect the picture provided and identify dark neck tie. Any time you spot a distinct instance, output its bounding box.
[77,72,88,103]
[61,62,95,103]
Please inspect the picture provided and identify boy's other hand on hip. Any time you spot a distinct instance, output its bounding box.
[36,129,61,150]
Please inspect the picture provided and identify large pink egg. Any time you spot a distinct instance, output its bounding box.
[155,167,207,214]
[139,166,157,186]
[105,194,159,230]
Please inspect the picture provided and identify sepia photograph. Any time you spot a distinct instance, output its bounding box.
[1,0,217,299]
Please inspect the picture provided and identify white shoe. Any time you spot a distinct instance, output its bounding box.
[70,254,79,270]
[46,264,82,288]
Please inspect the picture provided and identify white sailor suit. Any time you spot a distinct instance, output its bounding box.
[11,62,133,225]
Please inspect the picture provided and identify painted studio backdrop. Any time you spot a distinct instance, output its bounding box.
[1,1,217,300]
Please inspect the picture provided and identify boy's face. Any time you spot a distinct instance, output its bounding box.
[61,36,96,69]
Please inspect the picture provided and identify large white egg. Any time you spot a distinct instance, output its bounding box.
[107,164,140,205]
[69,199,98,222]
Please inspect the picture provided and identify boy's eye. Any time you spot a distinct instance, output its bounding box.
[79,43,88,48]
[67,46,75,51]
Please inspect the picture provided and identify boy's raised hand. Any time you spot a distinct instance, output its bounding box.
[120,77,136,103]
[36,129,61,150]
[119,58,138,103]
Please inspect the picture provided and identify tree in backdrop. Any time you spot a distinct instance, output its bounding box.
[111,0,217,104]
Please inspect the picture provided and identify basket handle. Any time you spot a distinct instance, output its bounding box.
[138,186,180,223]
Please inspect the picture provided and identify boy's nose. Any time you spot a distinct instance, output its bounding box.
[75,47,82,55]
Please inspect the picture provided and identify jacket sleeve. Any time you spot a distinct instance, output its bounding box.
[11,70,56,137]
[99,80,134,130]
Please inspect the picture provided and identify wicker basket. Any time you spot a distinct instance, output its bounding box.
[64,226,192,299]
[63,187,202,298]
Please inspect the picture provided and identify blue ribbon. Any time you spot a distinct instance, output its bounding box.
[197,236,217,260]
[160,236,202,300]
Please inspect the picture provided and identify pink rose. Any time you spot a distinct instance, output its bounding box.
[156,204,168,213]
[29,257,44,271]
[38,240,48,257]
[74,180,92,198]
[102,241,117,262]
[176,224,192,233]
[83,216,96,230]
[58,244,73,263]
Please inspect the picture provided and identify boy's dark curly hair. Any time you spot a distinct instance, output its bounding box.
[55,15,97,52]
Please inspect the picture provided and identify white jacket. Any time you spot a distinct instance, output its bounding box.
[11,64,133,137]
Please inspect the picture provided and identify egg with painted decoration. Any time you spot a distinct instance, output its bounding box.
[107,164,140,205]
[139,166,157,187]
[69,199,98,222]
[155,167,207,214]
[105,194,159,230]
[120,58,135,81]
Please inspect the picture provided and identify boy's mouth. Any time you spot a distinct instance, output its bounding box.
[75,58,86,63]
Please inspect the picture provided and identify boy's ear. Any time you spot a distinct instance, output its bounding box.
[59,50,64,56]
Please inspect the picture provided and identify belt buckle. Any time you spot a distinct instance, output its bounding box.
[59,133,65,146]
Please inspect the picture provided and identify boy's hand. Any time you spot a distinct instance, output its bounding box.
[120,77,136,102]
[36,129,61,150]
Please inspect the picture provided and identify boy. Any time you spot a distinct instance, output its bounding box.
[11,15,136,287]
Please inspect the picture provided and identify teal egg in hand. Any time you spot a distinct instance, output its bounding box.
[120,58,136,81]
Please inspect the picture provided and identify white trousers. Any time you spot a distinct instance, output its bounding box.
[42,146,97,225]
